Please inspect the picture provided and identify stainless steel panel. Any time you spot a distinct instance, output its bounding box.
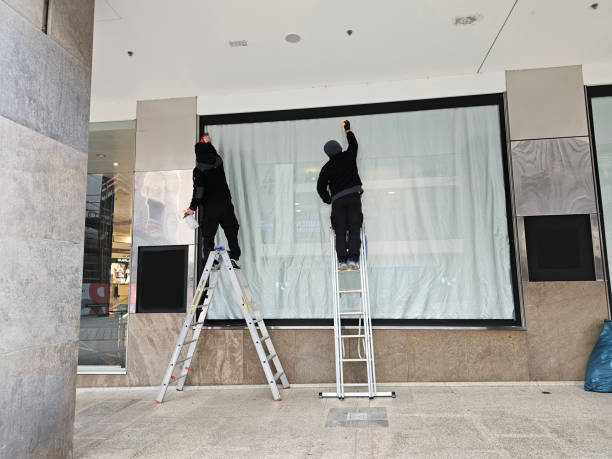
[135,97,197,172]
[506,66,588,141]
[128,169,197,313]
[517,217,529,282]
[590,213,605,281]
[511,137,596,216]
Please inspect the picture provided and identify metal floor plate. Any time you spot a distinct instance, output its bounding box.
[325,407,388,428]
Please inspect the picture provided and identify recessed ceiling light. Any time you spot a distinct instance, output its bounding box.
[387,191,396,195]
[295,209,302,213]
[113,162,119,167]
[294,202,300,206]
[229,40,248,47]
[96,154,106,158]
[454,15,480,25]
[285,33,301,44]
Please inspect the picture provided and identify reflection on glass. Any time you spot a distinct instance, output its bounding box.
[79,173,133,370]
[79,121,135,372]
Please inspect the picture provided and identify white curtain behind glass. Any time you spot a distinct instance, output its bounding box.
[204,105,515,320]
[592,96,612,283]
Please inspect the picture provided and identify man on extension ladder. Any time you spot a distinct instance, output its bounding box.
[317,120,394,399]
[186,133,241,269]
[317,120,363,271]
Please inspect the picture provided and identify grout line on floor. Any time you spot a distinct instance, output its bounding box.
[76,380,585,393]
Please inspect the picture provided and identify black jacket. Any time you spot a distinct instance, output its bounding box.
[189,143,232,210]
[317,131,362,204]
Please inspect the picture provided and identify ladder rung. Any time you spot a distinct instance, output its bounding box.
[343,383,369,387]
[342,358,367,362]
[274,370,284,381]
[339,312,364,316]
[181,339,198,346]
[190,321,205,328]
[254,317,264,324]
[175,357,191,365]
[266,353,277,361]
[341,334,365,338]
[259,334,271,341]
[168,374,187,384]
[339,290,361,294]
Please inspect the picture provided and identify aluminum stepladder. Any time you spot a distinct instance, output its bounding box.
[319,227,395,399]
[156,248,290,403]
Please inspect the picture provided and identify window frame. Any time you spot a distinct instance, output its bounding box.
[586,84,612,311]
[198,93,522,328]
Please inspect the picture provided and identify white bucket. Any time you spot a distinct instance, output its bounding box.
[184,214,199,230]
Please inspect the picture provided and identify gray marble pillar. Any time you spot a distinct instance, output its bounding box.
[0,1,94,457]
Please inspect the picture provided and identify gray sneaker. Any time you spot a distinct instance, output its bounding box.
[231,259,241,269]
[348,260,360,270]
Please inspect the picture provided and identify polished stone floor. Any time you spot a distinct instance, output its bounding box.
[74,383,612,458]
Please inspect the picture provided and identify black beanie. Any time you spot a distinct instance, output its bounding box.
[195,142,217,164]
[324,140,342,157]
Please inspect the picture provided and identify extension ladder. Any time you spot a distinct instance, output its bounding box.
[156,248,290,403]
[319,227,395,399]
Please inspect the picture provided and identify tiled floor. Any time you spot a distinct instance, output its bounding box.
[74,383,612,458]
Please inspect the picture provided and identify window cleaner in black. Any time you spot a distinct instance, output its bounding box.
[317,120,363,271]
[185,133,241,269]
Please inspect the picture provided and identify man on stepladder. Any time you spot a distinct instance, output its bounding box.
[186,133,241,269]
[317,120,363,271]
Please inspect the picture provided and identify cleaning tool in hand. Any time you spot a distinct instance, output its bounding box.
[183,210,199,230]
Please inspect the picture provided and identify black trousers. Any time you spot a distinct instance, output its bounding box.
[198,199,241,263]
[331,193,363,262]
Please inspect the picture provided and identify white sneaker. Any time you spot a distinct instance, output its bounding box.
[348,260,360,270]
[338,262,348,271]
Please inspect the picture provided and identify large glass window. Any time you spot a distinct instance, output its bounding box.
[78,121,135,372]
[202,97,517,321]
[589,86,612,294]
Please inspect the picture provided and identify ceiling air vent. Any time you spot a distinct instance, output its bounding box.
[229,40,248,47]
[454,15,482,25]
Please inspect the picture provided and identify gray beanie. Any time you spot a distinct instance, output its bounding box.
[324,140,342,157]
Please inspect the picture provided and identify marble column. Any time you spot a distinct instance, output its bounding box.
[0,1,94,457]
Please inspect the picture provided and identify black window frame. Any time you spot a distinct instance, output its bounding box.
[198,93,522,328]
[586,84,612,306]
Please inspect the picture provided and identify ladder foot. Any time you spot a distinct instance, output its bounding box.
[391,391,396,398]
[274,398,281,402]
[318,392,323,398]
[284,386,291,390]
[155,400,161,404]
[176,388,183,391]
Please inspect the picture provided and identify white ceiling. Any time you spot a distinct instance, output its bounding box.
[91,0,612,121]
